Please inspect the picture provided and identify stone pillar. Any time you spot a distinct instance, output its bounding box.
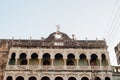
[64,59,66,66]
[76,59,79,69]
[64,59,67,69]
[88,59,91,66]
[99,59,102,66]
[28,58,30,65]
[76,59,79,66]
[39,59,41,65]
[51,59,54,69]
[51,59,53,65]
[15,58,18,65]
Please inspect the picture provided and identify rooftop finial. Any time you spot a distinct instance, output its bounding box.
[12,37,14,40]
[72,34,75,40]
[56,24,60,32]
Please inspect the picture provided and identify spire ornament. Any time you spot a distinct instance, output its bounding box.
[56,24,60,32]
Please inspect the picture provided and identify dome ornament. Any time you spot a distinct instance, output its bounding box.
[54,24,62,39]
[56,24,60,33]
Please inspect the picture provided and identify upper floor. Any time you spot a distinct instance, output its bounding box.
[6,48,111,71]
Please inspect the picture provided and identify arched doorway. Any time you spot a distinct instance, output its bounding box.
[19,53,27,65]
[29,53,39,65]
[95,77,101,80]
[68,77,76,80]
[29,76,37,80]
[67,53,76,66]
[6,76,13,80]
[90,54,99,66]
[81,77,89,80]
[101,54,108,66]
[55,77,63,80]
[79,54,88,66]
[42,53,51,65]
[9,53,16,65]
[54,53,64,65]
[105,77,111,80]
[41,76,50,80]
[16,76,24,80]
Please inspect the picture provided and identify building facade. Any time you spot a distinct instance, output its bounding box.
[112,66,120,80]
[0,40,9,80]
[2,29,112,80]
[115,43,120,65]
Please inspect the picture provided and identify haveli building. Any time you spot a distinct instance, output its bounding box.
[112,66,120,80]
[114,43,120,80]
[115,43,120,65]
[0,27,113,80]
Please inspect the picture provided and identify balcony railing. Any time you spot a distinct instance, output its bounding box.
[6,65,112,71]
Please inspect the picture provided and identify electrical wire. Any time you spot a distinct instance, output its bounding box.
[104,0,120,39]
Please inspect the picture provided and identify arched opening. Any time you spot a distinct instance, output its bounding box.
[42,53,51,65]
[90,54,100,66]
[54,53,64,65]
[28,76,37,80]
[119,56,120,61]
[115,47,118,52]
[67,53,76,66]
[95,77,101,80]
[41,76,50,80]
[18,53,27,65]
[6,76,13,80]
[16,76,24,80]
[105,77,111,80]
[17,53,27,65]
[11,53,16,58]
[68,77,76,80]
[55,77,63,80]
[101,54,108,66]
[81,77,89,80]
[43,60,50,65]
[79,54,88,66]
[29,53,39,65]
[9,53,16,65]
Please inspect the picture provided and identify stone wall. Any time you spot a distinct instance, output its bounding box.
[0,53,8,80]
[0,40,9,80]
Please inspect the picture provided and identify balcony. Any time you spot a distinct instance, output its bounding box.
[6,65,112,71]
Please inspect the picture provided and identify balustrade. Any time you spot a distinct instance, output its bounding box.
[6,65,111,71]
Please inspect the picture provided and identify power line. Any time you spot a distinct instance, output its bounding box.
[108,8,120,43]
[104,0,120,65]
[104,0,120,39]
[106,6,120,42]
[109,17,120,46]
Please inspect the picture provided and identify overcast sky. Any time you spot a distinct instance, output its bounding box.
[0,0,119,65]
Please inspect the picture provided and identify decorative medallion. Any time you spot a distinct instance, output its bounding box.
[54,33,62,39]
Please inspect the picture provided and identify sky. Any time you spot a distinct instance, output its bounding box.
[0,0,120,66]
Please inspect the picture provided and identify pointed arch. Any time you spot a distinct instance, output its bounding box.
[41,76,50,80]
[54,53,64,65]
[90,54,100,66]
[16,76,24,80]
[105,77,111,80]
[68,77,76,80]
[42,53,51,65]
[55,76,63,80]
[6,76,13,80]
[67,53,76,66]
[81,77,89,80]
[18,53,27,65]
[101,54,108,66]
[29,53,39,65]
[9,53,16,65]
[79,54,88,66]
[95,77,101,80]
[28,76,37,80]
